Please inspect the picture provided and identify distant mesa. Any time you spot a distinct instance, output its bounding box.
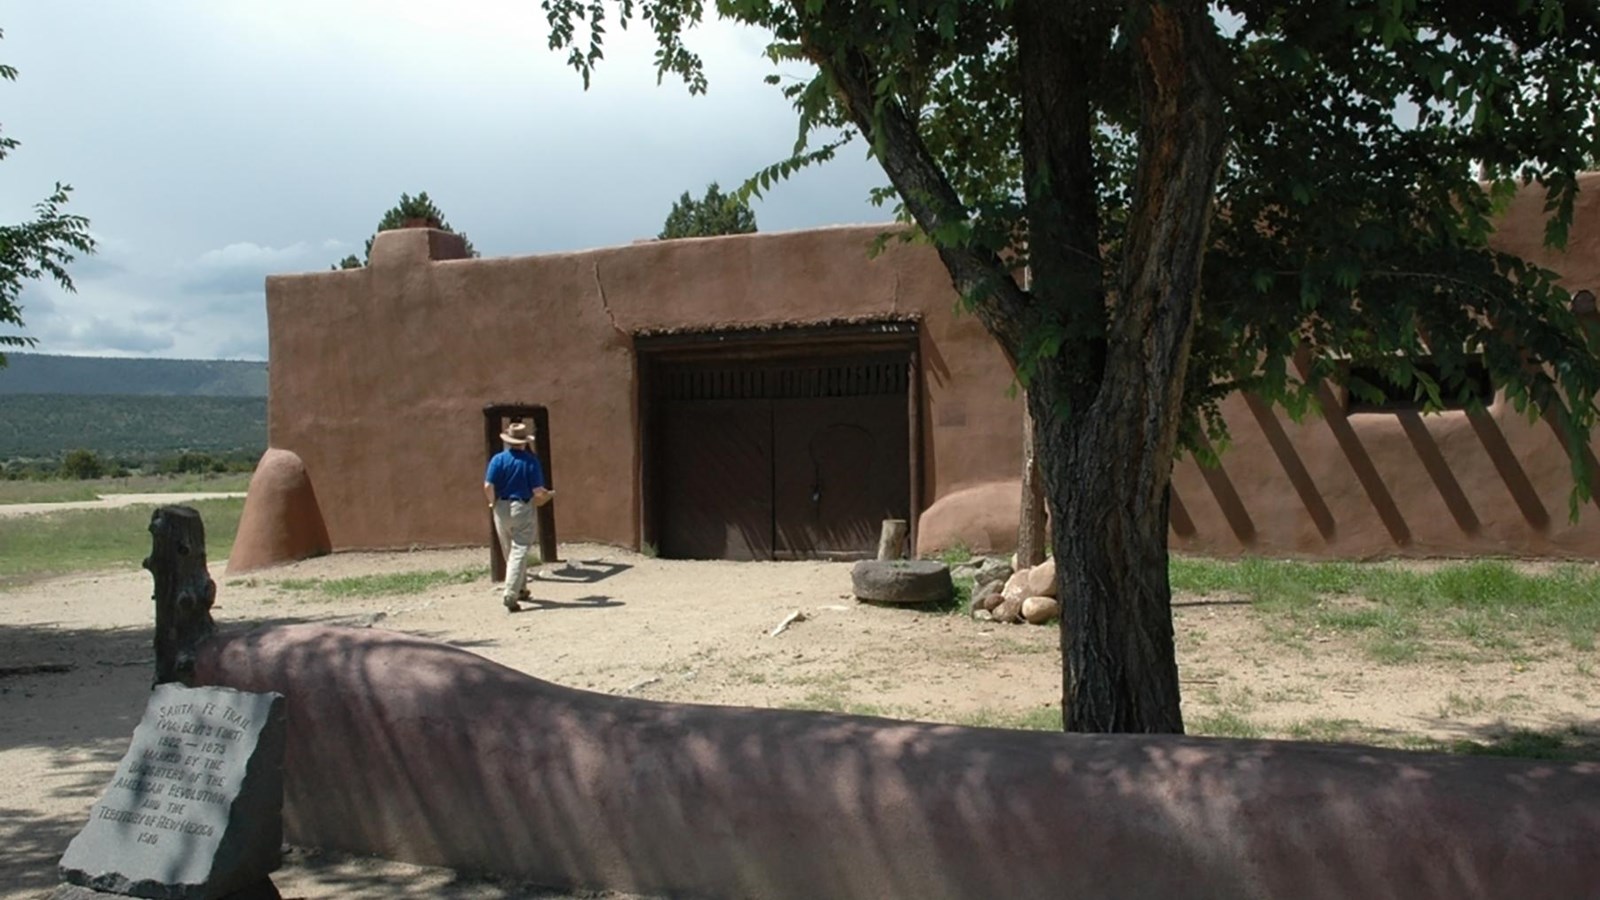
[0,352,267,397]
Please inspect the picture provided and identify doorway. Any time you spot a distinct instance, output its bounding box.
[639,323,919,561]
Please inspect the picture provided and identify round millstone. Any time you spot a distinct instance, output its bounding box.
[850,559,954,605]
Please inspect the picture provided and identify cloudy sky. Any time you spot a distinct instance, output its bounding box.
[0,1,888,360]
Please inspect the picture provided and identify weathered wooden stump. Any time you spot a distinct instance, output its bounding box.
[143,505,216,686]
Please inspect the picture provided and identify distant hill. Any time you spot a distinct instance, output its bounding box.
[0,353,267,397]
[0,394,266,459]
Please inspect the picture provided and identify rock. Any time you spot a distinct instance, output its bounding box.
[1026,558,1058,598]
[994,595,1024,624]
[851,560,954,605]
[971,608,994,622]
[972,558,1014,592]
[971,580,1004,612]
[1022,595,1061,625]
[1001,569,1031,602]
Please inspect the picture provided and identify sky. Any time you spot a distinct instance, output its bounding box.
[0,1,889,361]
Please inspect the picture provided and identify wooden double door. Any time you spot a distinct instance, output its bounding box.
[650,352,912,560]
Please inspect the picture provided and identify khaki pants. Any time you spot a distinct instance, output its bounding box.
[493,499,540,601]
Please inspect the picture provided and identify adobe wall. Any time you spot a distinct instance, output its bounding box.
[1168,174,1600,559]
[254,175,1600,564]
[261,226,1021,555]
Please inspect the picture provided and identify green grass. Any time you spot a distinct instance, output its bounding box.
[953,706,1063,731]
[1189,709,1264,739]
[0,472,252,505]
[268,568,481,599]
[0,498,246,589]
[1172,557,1600,659]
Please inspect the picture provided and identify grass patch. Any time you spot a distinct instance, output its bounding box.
[1189,709,1263,739]
[937,543,973,566]
[0,498,246,589]
[1174,556,1600,660]
[0,472,252,505]
[954,706,1063,731]
[270,568,480,599]
[1281,717,1365,742]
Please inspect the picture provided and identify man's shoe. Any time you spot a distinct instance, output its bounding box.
[503,596,520,612]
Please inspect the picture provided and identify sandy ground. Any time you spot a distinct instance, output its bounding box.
[3,530,1597,898]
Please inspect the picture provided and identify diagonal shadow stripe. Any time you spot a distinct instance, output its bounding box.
[1395,410,1480,535]
[1244,393,1337,540]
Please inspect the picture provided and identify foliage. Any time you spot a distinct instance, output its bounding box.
[57,448,106,480]
[337,191,479,268]
[0,394,266,458]
[540,0,1600,732]
[659,182,759,239]
[0,29,96,367]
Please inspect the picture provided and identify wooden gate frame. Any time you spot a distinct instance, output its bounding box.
[484,403,559,581]
[635,321,922,559]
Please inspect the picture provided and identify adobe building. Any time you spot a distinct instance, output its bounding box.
[230,175,1600,571]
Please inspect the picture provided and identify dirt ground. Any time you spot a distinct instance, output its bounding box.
[3,539,1596,899]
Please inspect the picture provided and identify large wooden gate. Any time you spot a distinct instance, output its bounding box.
[642,326,916,561]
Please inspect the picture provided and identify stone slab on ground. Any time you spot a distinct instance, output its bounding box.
[850,559,953,605]
[58,684,286,900]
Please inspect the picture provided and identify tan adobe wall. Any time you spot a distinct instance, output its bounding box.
[252,176,1600,564]
[260,226,1022,555]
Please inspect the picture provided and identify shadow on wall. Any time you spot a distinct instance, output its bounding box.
[195,625,1600,900]
[1172,374,1600,556]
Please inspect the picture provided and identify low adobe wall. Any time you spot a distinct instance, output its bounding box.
[257,226,1020,558]
[193,624,1600,899]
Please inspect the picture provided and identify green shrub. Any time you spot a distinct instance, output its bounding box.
[58,449,106,480]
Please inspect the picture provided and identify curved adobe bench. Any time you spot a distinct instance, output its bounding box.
[195,625,1600,900]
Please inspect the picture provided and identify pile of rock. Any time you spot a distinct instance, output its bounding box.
[958,556,1060,625]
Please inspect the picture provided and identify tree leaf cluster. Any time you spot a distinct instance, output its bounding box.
[0,28,95,368]
[659,181,759,238]
[334,191,479,268]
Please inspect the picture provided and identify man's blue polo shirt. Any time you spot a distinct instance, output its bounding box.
[485,448,546,501]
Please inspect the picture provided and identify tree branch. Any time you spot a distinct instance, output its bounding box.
[802,37,1033,365]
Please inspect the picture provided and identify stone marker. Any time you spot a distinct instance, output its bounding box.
[59,683,286,900]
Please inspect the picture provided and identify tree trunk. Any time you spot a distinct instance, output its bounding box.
[144,505,217,686]
[1017,402,1048,568]
[1034,0,1229,733]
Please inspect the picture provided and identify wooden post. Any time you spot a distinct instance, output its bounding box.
[1018,398,1048,568]
[144,505,216,686]
[877,519,909,560]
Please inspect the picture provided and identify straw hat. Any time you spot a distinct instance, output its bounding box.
[500,422,533,446]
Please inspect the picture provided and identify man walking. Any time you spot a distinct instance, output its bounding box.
[483,421,553,611]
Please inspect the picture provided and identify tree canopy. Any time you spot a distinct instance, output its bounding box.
[539,0,1600,732]
[0,28,95,368]
[659,181,759,239]
[335,191,477,268]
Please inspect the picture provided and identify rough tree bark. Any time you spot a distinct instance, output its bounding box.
[1038,0,1229,732]
[145,505,217,686]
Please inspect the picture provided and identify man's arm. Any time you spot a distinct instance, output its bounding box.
[483,481,496,509]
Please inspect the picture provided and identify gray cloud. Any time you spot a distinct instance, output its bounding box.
[0,1,889,360]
